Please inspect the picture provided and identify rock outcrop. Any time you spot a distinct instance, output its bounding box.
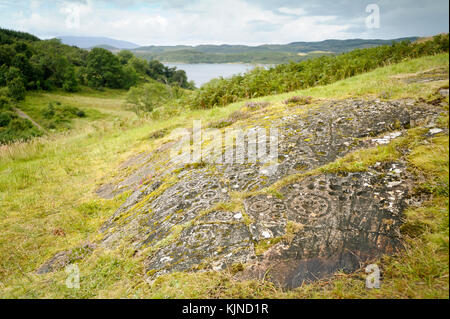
[38,96,448,288]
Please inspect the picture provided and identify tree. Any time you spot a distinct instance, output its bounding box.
[146,59,193,89]
[121,65,139,89]
[117,50,134,65]
[11,53,33,85]
[126,82,171,115]
[62,66,79,92]
[147,59,166,79]
[0,45,14,66]
[0,64,8,86]
[86,48,125,89]
[170,69,190,88]
[128,56,149,75]
[7,77,26,100]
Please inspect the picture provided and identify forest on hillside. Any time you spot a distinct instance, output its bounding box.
[0,27,194,143]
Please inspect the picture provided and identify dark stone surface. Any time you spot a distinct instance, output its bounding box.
[37,98,445,286]
[242,166,408,287]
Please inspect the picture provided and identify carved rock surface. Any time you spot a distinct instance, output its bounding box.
[39,98,446,287]
[242,165,409,287]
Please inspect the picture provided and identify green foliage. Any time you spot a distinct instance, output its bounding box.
[117,50,134,65]
[128,56,149,75]
[137,59,193,89]
[41,101,86,129]
[125,78,190,120]
[0,29,189,101]
[62,66,79,92]
[7,77,26,101]
[125,82,172,115]
[0,27,40,44]
[0,36,86,94]
[86,48,126,89]
[189,34,450,109]
[0,96,42,143]
[0,112,13,128]
[0,96,11,109]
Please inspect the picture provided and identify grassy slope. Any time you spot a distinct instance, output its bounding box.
[0,53,448,298]
[16,87,132,129]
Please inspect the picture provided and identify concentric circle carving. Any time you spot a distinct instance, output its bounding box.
[288,193,330,218]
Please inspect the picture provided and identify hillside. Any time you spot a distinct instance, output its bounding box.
[132,37,419,64]
[58,36,140,50]
[0,28,40,43]
[0,28,193,143]
[0,39,448,299]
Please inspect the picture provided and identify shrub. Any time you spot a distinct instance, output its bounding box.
[283,96,312,106]
[148,128,169,139]
[0,117,42,144]
[62,67,79,92]
[0,96,12,110]
[7,77,26,101]
[76,110,86,118]
[42,102,86,128]
[208,110,250,128]
[126,82,174,116]
[228,110,251,122]
[208,118,234,129]
[0,111,16,127]
[245,101,271,110]
[9,117,33,130]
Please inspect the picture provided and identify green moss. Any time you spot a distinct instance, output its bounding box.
[230,263,244,274]
[400,220,429,238]
[254,237,282,256]
[283,221,304,244]
[148,128,169,140]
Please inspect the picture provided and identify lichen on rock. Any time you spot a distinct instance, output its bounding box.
[37,97,446,288]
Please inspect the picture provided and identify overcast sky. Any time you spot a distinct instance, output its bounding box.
[0,0,448,45]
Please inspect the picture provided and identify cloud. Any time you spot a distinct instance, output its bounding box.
[278,7,306,16]
[0,0,448,45]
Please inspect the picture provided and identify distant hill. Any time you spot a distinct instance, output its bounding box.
[258,37,420,53]
[135,38,416,54]
[58,36,140,49]
[55,35,420,64]
[132,37,419,64]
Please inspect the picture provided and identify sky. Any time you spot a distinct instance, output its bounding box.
[0,0,448,46]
